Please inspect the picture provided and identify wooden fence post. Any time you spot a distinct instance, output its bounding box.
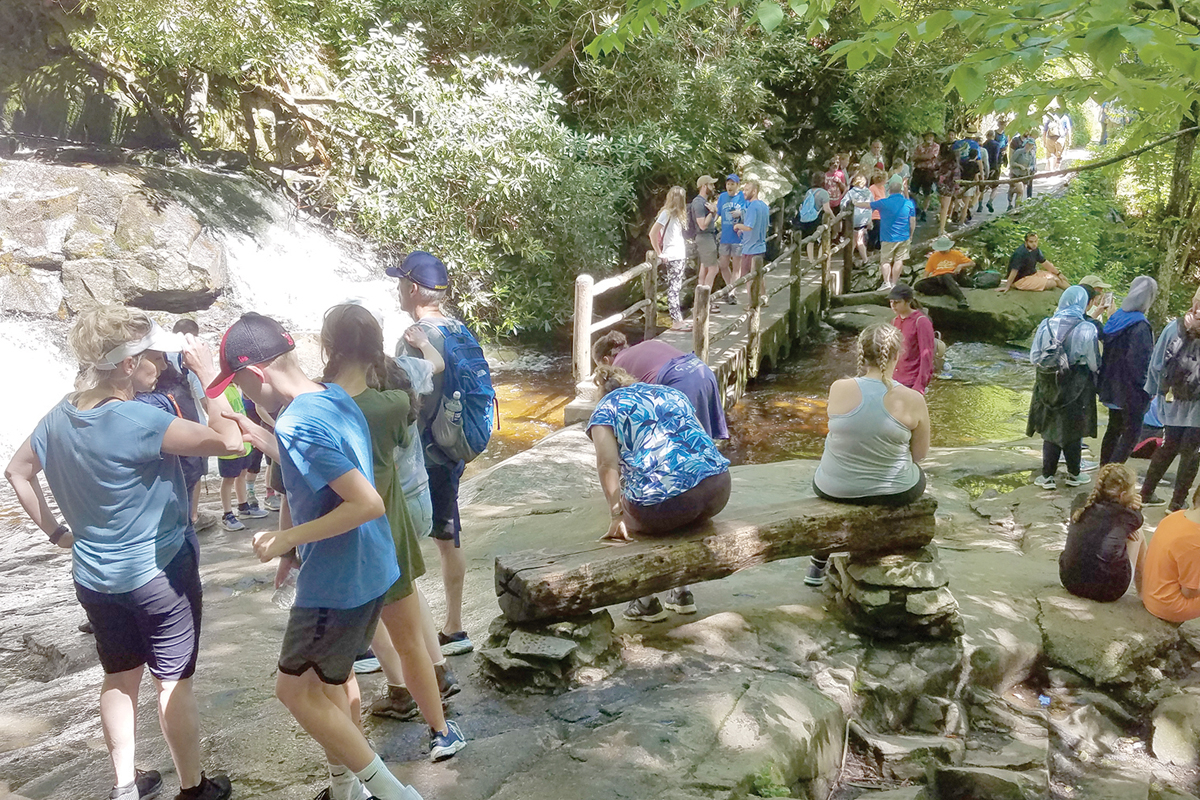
[573,274,594,383]
[644,249,659,340]
[841,226,854,296]
[790,246,804,336]
[748,259,764,378]
[693,283,711,363]
[820,224,831,302]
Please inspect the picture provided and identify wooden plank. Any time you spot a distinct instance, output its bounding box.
[495,496,937,622]
[593,261,652,296]
[589,299,652,334]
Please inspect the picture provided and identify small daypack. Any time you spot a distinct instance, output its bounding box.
[418,319,496,463]
[1035,317,1083,375]
[796,189,820,225]
[1163,327,1200,401]
[684,200,699,241]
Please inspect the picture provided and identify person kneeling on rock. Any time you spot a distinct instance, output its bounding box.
[586,365,732,622]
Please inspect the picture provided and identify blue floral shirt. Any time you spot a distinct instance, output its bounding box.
[587,383,730,506]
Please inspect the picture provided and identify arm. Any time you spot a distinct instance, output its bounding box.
[1144,325,1171,397]
[4,438,71,548]
[181,336,243,453]
[161,417,250,458]
[909,212,917,238]
[219,412,280,462]
[650,220,665,256]
[590,425,630,543]
[915,317,936,393]
[1133,532,1147,596]
[909,394,931,463]
[251,468,385,562]
[403,325,445,375]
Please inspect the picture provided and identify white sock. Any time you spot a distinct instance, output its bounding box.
[432,657,447,668]
[354,755,421,800]
[329,765,366,800]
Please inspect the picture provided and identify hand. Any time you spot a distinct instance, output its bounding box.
[997,285,1009,293]
[600,516,633,543]
[403,325,430,350]
[275,553,298,588]
[181,335,216,381]
[252,529,292,562]
[56,531,74,549]
[222,411,270,451]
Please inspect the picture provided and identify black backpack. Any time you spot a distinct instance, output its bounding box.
[1163,326,1200,401]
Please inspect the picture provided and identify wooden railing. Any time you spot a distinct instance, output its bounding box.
[572,249,658,382]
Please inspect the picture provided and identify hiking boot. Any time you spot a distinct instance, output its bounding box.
[194,511,220,532]
[664,587,697,614]
[1143,493,1168,507]
[436,662,461,699]
[1064,473,1090,487]
[111,769,162,800]
[430,720,468,762]
[262,494,282,512]
[173,773,231,800]
[80,618,94,634]
[238,501,269,520]
[1034,475,1057,490]
[727,294,738,306]
[438,630,474,656]
[220,512,245,532]
[803,558,827,587]
[369,684,419,720]
[976,202,983,213]
[622,597,668,622]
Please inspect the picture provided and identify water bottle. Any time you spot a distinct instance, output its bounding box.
[272,566,300,610]
[444,391,463,425]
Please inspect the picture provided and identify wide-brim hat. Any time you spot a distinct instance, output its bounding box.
[932,236,954,252]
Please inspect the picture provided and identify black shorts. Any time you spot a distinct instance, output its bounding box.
[427,458,465,546]
[911,168,936,195]
[277,595,386,685]
[218,454,249,479]
[245,448,264,474]
[76,541,203,681]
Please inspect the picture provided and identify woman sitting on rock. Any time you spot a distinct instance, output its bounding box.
[1059,464,1146,602]
[586,364,732,622]
[807,324,930,586]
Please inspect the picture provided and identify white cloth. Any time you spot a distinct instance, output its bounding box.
[656,210,687,262]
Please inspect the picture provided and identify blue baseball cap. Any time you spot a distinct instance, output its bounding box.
[726,173,740,182]
[385,251,450,291]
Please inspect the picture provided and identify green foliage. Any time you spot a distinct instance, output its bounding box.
[749,766,793,798]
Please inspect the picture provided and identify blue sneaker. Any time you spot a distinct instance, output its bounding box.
[430,720,468,762]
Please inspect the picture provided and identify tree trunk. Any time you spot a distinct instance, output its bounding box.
[1154,104,1200,326]
[182,68,209,141]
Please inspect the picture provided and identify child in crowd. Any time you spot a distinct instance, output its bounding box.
[847,174,873,264]
[1059,464,1146,602]
[217,385,268,530]
[209,312,423,800]
[867,170,887,251]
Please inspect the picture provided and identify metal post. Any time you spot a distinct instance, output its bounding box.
[573,274,594,382]
[748,259,764,378]
[693,283,711,363]
[643,250,658,340]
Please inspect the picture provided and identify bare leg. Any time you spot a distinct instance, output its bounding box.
[855,228,868,262]
[381,594,447,731]
[189,483,200,524]
[938,196,952,235]
[276,670,376,772]
[698,264,719,294]
[235,470,248,506]
[154,677,202,790]
[101,666,144,787]
[717,253,735,298]
[435,537,466,635]
[416,589,442,665]
[220,477,234,514]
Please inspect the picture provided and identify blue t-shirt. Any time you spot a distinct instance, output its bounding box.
[983,140,1002,169]
[740,198,770,255]
[586,383,730,506]
[717,191,746,245]
[31,397,189,594]
[274,383,400,609]
[870,193,916,242]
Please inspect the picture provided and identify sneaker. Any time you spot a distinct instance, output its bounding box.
[436,662,461,699]
[262,494,282,512]
[1079,459,1100,472]
[369,684,419,720]
[957,300,970,309]
[1170,501,1189,513]
[1143,493,1168,507]
[664,588,697,615]
[622,597,668,622]
[353,650,381,674]
[238,501,269,520]
[194,511,220,532]
[1064,473,1090,487]
[804,558,827,587]
[727,294,738,306]
[976,202,983,213]
[111,769,163,800]
[220,512,245,532]
[430,720,468,762]
[438,630,474,656]
[986,201,994,213]
[174,773,231,800]
[1033,475,1057,490]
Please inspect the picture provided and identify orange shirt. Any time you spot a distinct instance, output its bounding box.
[1142,511,1200,623]
[925,249,972,277]
[869,184,886,220]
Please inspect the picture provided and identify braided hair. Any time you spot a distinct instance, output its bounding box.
[320,303,417,426]
[856,323,904,387]
[1072,464,1137,523]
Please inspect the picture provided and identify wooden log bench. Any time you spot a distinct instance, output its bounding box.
[494,495,938,623]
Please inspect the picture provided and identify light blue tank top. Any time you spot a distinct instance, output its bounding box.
[813,378,921,498]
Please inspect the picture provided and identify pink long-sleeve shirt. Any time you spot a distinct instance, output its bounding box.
[893,310,935,394]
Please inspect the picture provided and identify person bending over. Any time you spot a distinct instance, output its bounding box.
[1060,464,1146,602]
[807,324,930,586]
[586,365,732,622]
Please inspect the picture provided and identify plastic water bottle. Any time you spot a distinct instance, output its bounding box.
[272,566,300,609]
[444,391,463,425]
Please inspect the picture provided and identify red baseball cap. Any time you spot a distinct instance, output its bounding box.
[205,313,296,398]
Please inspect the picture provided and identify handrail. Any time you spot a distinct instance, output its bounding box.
[593,261,653,297]
[589,299,653,334]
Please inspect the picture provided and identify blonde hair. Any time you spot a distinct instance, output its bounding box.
[68,304,153,390]
[658,186,687,225]
[1074,464,1137,522]
[856,324,903,386]
[593,364,637,398]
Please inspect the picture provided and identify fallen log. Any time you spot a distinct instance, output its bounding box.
[495,495,937,622]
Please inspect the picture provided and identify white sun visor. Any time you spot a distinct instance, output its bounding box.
[95,321,187,370]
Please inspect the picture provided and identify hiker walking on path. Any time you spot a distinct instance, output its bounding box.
[1000,232,1069,292]
[650,185,690,330]
[795,170,833,262]
[5,305,243,800]
[1139,299,1200,510]
[586,364,731,622]
[1099,277,1158,466]
[934,145,960,237]
[911,132,941,223]
[1028,286,1100,491]
[888,284,935,395]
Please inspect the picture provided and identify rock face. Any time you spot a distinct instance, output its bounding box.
[1152,691,1200,766]
[0,158,239,314]
[831,286,1062,343]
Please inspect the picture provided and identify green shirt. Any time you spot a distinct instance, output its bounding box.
[351,387,418,545]
[218,385,252,459]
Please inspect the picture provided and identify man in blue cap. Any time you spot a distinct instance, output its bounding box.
[715,174,745,305]
[388,251,480,657]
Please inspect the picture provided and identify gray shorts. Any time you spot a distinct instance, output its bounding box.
[695,235,719,267]
[278,595,385,685]
[718,242,741,258]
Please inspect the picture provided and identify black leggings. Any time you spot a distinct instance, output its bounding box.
[1043,439,1082,479]
[914,273,969,304]
[1142,425,1200,507]
[1100,399,1150,466]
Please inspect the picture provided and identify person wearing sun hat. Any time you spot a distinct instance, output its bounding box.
[1079,274,1116,323]
[915,235,974,308]
[5,304,244,800]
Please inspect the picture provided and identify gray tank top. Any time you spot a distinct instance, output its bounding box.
[813,378,921,498]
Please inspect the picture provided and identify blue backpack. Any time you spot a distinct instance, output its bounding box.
[795,189,820,226]
[420,319,496,463]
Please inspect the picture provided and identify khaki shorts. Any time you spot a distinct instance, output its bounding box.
[694,234,719,268]
[1013,271,1059,291]
[880,239,910,264]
